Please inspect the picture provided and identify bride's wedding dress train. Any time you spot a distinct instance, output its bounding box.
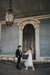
[24,50,33,67]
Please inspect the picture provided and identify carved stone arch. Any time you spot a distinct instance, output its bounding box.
[18,19,40,30]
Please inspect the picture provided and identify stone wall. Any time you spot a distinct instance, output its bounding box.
[0,18,50,57]
[39,18,50,57]
[0,23,19,56]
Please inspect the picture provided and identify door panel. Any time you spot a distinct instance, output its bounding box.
[23,24,35,59]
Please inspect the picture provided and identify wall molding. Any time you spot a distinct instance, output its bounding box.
[0,14,50,24]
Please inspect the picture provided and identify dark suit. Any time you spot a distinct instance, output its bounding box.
[16,49,22,68]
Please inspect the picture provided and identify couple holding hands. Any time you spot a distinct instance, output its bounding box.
[16,45,35,70]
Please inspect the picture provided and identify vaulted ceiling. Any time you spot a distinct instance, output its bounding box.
[0,0,50,21]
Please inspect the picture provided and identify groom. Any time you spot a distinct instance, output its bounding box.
[16,45,22,69]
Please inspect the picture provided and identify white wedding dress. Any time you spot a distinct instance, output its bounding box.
[24,50,33,67]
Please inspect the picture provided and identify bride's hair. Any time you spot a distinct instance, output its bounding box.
[28,47,33,53]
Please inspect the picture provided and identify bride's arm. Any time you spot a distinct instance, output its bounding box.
[23,50,29,55]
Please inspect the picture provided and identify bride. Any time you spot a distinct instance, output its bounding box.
[23,47,35,70]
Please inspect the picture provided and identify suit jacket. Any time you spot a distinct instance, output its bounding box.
[16,49,22,57]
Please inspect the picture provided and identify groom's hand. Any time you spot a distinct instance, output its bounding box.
[18,56,19,58]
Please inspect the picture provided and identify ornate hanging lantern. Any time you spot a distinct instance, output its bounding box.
[5,0,14,27]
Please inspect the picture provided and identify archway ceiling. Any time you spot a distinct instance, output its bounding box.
[0,0,50,21]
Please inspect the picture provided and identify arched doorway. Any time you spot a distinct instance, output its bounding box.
[18,19,40,60]
[23,24,36,59]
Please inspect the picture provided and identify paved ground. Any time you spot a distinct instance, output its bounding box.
[0,60,50,75]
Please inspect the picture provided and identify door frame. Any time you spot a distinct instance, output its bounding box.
[17,18,40,60]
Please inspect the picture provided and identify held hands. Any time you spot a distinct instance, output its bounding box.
[18,56,19,58]
[23,53,25,55]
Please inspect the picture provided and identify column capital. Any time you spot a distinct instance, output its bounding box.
[19,25,23,31]
[34,24,40,30]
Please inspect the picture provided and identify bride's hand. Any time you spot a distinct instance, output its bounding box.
[23,53,25,55]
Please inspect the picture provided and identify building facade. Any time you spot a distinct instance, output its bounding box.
[0,15,50,62]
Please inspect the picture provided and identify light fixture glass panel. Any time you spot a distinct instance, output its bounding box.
[8,14,14,22]
[6,12,9,21]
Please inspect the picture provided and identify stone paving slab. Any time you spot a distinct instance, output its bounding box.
[0,60,50,75]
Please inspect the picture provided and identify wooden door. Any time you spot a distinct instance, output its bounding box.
[23,24,35,59]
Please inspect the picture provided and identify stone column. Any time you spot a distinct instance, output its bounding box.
[19,26,23,50]
[35,24,40,60]
[0,23,2,49]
